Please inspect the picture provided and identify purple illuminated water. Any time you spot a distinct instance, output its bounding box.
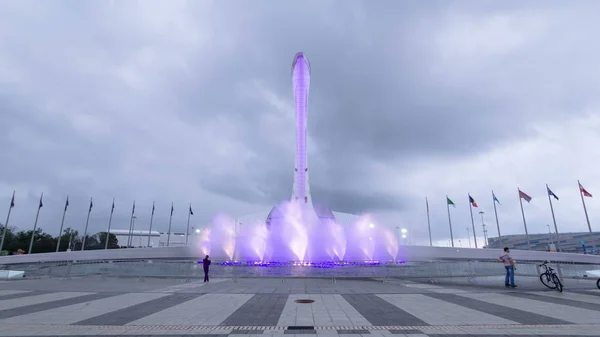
[192,200,403,264]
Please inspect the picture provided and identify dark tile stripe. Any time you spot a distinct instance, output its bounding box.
[389,329,424,334]
[220,294,287,326]
[0,290,48,300]
[341,294,428,326]
[424,293,570,325]
[0,292,121,319]
[504,292,600,312]
[75,292,204,325]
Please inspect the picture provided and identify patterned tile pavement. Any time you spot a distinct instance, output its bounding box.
[0,276,599,336]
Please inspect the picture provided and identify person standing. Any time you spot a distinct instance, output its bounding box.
[499,247,517,288]
[203,255,211,283]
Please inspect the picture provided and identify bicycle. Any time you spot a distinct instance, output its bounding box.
[539,261,563,292]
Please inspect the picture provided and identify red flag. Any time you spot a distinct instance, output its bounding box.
[469,195,478,207]
[579,183,593,197]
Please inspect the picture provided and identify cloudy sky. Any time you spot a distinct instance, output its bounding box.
[1,0,600,247]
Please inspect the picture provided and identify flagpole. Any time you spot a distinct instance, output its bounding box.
[446,195,454,248]
[426,197,432,247]
[28,193,43,254]
[468,194,478,249]
[0,191,15,252]
[185,203,191,246]
[147,202,155,248]
[167,202,173,247]
[81,197,93,251]
[105,199,115,250]
[578,180,593,233]
[518,188,531,249]
[56,196,69,252]
[492,191,502,245]
[546,184,561,252]
[127,200,135,247]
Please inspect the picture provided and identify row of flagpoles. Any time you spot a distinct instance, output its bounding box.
[425,181,595,250]
[0,193,197,254]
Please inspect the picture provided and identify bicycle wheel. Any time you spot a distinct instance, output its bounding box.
[540,272,556,289]
[552,273,563,292]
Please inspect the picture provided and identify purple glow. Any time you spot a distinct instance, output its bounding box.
[292,52,311,205]
[193,53,406,264]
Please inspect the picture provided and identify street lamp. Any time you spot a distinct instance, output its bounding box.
[466,227,472,248]
[458,239,462,247]
[401,228,408,245]
[547,224,554,250]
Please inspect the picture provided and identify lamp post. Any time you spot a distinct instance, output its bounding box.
[458,239,462,247]
[466,227,472,248]
[401,228,408,245]
[482,223,488,247]
[479,211,486,246]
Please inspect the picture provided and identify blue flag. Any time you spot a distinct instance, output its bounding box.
[493,192,501,205]
[547,186,559,201]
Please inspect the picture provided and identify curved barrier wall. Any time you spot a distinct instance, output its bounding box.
[1,245,599,266]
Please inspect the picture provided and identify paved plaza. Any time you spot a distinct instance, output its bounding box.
[0,276,599,336]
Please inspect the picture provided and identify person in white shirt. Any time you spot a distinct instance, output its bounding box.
[499,247,517,288]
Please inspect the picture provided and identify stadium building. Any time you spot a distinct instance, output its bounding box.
[486,231,600,254]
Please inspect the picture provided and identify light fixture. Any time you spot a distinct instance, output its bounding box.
[195,229,200,233]
[401,234,407,239]
[401,228,407,234]
[369,223,375,229]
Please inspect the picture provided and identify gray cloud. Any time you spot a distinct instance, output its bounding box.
[1,1,600,245]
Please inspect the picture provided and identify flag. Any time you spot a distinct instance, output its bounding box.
[547,186,559,201]
[151,202,155,215]
[469,195,478,207]
[447,197,455,208]
[170,203,174,216]
[88,198,93,212]
[189,204,194,216]
[64,196,69,211]
[579,182,592,198]
[38,193,44,209]
[132,201,136,215]
[493,192,501,205]
[10,192,14,208]
[111,199,115,213]
[519,189,532,203]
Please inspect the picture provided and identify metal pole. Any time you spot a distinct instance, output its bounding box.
[81,198,93,251]
[56,196,68,252]
[127,200,135,247]
[547,224,554,249]
[130,216,137,247]
[0,191,15,252]
[185,203,191,246]
[446,195,454,247]
[492,190,502,245]
[28,207,42,254]
[469,197,478,248]
[147,202,155,247]
[466,228,472,248]
[105,199,114,250]
[547,184,561,251]
[167,203,173,247]
[426,197,432,246]
[518,188,531,249]
[578,180,593,233]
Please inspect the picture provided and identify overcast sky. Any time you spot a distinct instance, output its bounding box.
[1,0,600,247]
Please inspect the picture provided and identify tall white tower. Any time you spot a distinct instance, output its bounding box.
[291,52,312,206]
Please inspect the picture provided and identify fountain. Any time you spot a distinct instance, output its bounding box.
[192,53,404,266]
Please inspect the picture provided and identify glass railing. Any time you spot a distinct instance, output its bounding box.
[4,259,600,283]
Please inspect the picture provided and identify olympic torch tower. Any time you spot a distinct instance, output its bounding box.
[291,52,312,206]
